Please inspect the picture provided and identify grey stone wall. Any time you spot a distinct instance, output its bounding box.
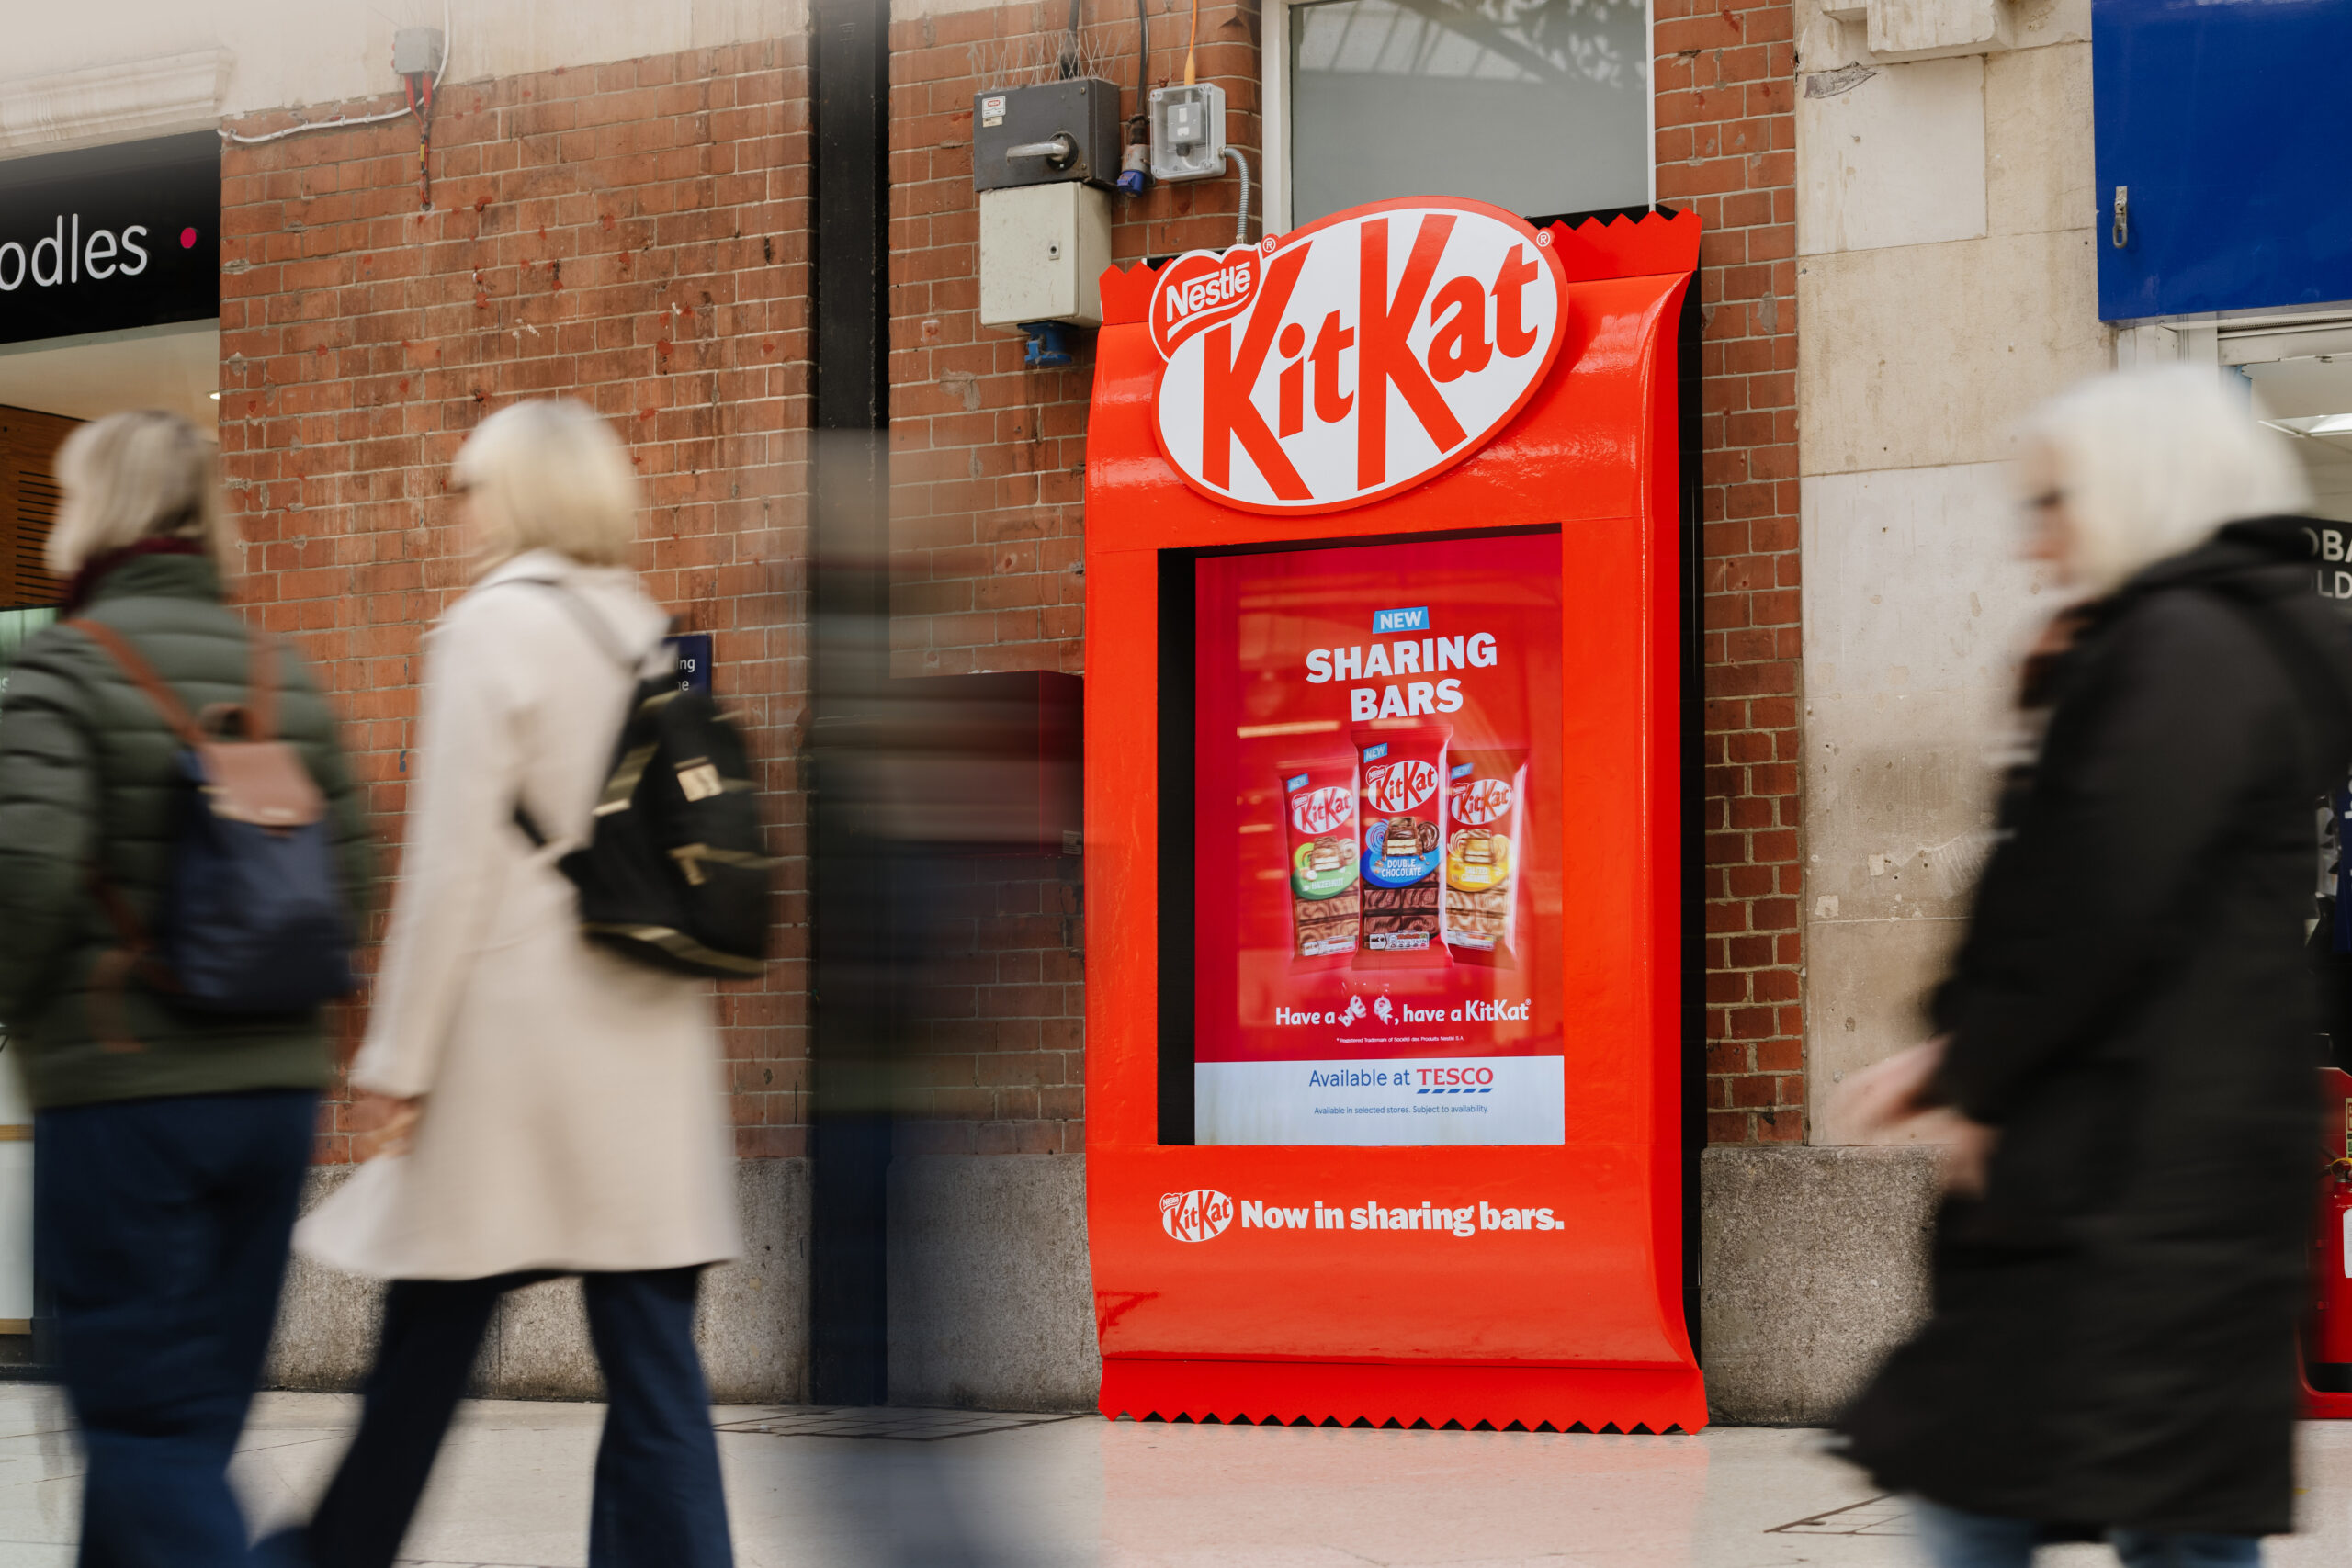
[265,1156,810,1404]
[1699,1143,1941,1426]
[886,1152,1099,1412]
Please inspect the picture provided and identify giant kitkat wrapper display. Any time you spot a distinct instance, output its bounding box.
[1084,198,1703,1431]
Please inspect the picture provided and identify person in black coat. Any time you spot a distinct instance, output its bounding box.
[1838,367,2352,1568]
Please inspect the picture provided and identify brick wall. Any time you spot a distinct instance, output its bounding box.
[887,0,1259,680]
[215,41,815,1161]
[894,856,1086,1156]
[887,0,1808,1147]
[211,1,1809,1163]
[1654,0,1805,1142]
[882,0,1259,1155]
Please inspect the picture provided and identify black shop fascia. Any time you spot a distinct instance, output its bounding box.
[0,131,218,345]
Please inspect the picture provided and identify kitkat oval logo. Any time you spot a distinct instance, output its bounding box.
[1365,760,1438,815]
[1160,1189,1233,1243]
[1453,777,1512,826]
[1288,784,1353,836]
[1152,197,1568,514]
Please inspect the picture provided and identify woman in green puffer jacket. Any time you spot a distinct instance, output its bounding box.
[0,410,369,1566]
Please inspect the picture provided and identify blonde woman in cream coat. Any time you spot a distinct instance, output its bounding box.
[262,400,740,1568]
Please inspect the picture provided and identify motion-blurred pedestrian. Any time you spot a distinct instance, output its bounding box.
[259,399,739,1568]
[0,410,370,1564]
[1838,367,2352,1566]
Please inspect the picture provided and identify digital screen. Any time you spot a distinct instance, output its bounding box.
[1188,530,1564,1145]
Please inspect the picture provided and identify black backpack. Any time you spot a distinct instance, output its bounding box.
[74,619,357,1030]
[511,583,773,978]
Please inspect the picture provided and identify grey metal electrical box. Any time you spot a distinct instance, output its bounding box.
[978,183,1111,330]
[392,27,446,76]
[972,79,1121,193]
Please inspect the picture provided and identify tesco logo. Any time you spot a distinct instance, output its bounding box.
[1150,197,1569,514]
[1159,1189,1233,1243]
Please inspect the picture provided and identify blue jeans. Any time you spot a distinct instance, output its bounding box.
[1912,1496,2263,1568]
[37,1089,319,1568]
[263,1266,732,1568]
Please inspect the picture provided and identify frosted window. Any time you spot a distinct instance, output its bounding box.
[1287,0,1650,226]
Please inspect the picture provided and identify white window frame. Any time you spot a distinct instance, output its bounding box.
[1261,0,1658,236]
[2114,301,2352,373]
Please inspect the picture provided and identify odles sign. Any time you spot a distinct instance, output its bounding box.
[0,132,220,346]
[1150,197,1570,513]
[1,217,164,291]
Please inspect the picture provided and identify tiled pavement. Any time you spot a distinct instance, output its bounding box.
[0,1387,2346,1565]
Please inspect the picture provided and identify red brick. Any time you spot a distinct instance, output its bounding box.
[222,42,816,1164]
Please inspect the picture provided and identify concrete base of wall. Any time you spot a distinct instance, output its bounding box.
[1699,1144,1941,1427]
[265,1156,810,1404]
[886,1153,1099,1413]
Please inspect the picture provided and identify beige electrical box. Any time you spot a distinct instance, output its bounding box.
[978,183,1111,331]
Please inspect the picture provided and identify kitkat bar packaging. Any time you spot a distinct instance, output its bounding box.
[1353,725,1452,969]
[1443,750,1527,965]
[1278,759,1362,967]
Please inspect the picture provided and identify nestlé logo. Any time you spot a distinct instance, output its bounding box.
[1150,246,1260,360]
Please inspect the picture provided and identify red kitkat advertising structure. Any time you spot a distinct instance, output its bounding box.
[1083,197,1704,1432]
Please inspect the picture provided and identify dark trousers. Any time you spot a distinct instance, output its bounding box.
[291,1267,732,1568]
[36,1089,319,1568]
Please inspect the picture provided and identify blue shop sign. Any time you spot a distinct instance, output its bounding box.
[2095,0,2352,321]
[666,633,713,696]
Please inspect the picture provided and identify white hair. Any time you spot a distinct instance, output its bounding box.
[46,410,235,580]
[453,399,640,570]
[2022,366,2310,598]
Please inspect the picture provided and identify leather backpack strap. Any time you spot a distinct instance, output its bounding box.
[493,578,663,847]
[243,630,282,741]
[68,618,209,748]
[84,949,147,1055]
[82,866,170,1054]
[64,617,214,1055]
[496,577,664,674]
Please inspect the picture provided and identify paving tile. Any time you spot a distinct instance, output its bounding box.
[0,1383,2334,1565]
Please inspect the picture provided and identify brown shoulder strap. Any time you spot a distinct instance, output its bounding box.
[244,631,281,742]
[69,619,206,748]
[71,617,284,743]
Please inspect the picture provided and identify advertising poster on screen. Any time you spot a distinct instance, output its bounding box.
[1193,531,1564,1145]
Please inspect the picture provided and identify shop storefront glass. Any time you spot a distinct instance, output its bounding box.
[1272,0,1652,227]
